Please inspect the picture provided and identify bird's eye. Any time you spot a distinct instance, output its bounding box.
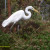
[32,8,34,10]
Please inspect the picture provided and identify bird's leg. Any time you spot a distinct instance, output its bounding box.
[10,23,15,31]
[18,25,20,32]
[17,25,20,37]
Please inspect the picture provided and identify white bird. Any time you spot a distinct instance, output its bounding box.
[2,6,39,28]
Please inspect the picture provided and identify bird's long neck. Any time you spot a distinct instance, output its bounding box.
[24,7,31,19]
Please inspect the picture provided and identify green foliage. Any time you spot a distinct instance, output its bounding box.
[0,20,50,50]
[0,0,50,50]
[46,0,50,4]
[0,33,10,46]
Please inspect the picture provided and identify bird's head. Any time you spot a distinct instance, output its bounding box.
[27,6,39,13]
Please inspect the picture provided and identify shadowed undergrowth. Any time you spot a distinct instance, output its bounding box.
[0,19,50,50]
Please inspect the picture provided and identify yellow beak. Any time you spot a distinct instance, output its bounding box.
[33,8,39,14]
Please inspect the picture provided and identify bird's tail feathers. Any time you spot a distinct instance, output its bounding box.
[2,19,10,27]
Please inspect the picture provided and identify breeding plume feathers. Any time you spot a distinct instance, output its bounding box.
[2,19,10,27]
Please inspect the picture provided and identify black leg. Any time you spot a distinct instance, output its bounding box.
[18,25,20,32]
[17,25,20,38]
[10,23,15,31]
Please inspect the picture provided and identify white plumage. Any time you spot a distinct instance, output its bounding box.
[2,6,39,27]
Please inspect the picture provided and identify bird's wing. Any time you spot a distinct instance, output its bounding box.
[7,10,24,23]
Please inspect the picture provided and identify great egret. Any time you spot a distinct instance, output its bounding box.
[2,6,39,28]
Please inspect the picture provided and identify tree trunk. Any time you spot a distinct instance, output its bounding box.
[7,0,11,17]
